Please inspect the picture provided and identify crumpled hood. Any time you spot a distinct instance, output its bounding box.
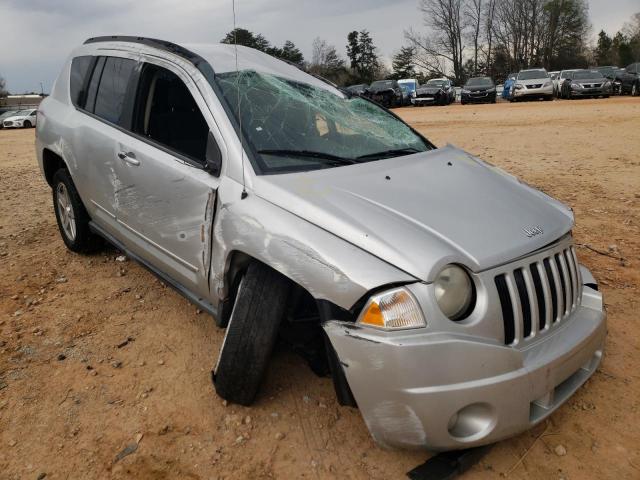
[253,146,573,282]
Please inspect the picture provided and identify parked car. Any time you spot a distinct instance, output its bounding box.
[2,108,37,128]
[593,66,622,94]
[398,78,418,105]
[345,84,368,96]
[559,70,611,99]
[38,36,606,451]
[555,70,580,98]
[502,73,517,100]
[0,110,19,129]
[413,78,455,106]
[364,79,403,108]
[461,76,497,104]
[618,62,640,96]
[511,69,553,101]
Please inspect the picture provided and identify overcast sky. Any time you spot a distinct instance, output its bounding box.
[1,0,637,93]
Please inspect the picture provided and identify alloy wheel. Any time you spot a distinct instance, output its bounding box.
[56,182,76,241]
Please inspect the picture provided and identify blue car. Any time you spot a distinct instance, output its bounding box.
[502,72,517,100]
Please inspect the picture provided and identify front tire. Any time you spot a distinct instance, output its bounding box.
[213,260,291,405]
[633,83,639,97]
[23,121,32,128]
[52,169,100,253]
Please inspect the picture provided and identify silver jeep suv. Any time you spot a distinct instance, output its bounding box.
[36,37,606,451]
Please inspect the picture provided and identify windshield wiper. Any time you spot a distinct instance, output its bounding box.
[356,147,422,161]
[257,149,356,165]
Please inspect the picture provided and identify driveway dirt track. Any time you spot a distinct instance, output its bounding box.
[0,97,639,480]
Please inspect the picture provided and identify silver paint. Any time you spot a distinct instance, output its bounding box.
[36,39,606,451]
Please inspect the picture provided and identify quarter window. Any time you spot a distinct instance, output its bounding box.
[132,64,209,164]
[94,57,137,125]
[70,56,94,108]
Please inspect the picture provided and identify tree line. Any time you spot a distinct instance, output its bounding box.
[1,10,637,96]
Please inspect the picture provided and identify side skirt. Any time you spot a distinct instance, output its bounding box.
[89,221,219,320]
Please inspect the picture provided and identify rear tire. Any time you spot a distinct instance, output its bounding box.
[213,260,291,406]
[52,169,100,253]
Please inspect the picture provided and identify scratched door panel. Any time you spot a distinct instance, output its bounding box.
[112,138,218,299]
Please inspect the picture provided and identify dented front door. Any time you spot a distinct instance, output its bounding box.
[111,141,217,299]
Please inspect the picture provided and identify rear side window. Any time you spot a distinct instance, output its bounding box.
[70,56,94,108]
[94,57,137,125]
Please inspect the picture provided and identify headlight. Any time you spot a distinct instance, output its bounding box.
[543,81,552,87]
[358,287,426,330]
[434,265,475,321]
[411,91,416,98]
[515,83,524,90]
[571,83,582,89]
[488,87,496,92]
[462,89,470,94]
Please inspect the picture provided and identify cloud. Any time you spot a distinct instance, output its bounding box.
[0,0,637,93]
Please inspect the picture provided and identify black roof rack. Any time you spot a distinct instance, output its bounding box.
[83,35,215,81]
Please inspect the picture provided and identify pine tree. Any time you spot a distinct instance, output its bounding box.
[391,46,416,79]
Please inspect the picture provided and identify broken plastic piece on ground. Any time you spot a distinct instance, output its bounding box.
[406,445,491,480]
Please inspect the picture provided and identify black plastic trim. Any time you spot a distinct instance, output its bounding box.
[89,221,219,319]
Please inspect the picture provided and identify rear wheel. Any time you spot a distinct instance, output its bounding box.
[52,169,100,253]
[213,260,291,405]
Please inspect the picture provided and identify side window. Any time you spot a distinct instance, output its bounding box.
[132,63,209,164]
[85,57,106,113]
[94,57,137,125]
[69,56,94,108]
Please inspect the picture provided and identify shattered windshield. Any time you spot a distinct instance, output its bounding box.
[214,70,431,174]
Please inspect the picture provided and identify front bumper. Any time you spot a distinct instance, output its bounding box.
[513,85,553,98]
[324,265,606,451]
[461,91,497,103]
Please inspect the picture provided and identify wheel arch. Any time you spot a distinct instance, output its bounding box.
[42,148,69,187]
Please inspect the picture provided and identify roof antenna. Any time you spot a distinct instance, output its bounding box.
[232,0,248,200]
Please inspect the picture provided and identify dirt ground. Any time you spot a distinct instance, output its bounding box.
[0,96,639,480]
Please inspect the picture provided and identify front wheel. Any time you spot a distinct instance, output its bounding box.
[52,169,100,252]
[213,260,291,405]
[23,120,32,128]
[633,83,639,97]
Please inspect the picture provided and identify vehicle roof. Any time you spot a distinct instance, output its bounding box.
[519,68,546,72]
[427,77,449,81]
[397,78,417,83]
[78,36,337,94]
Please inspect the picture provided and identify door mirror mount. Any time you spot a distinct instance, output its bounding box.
[205,131,222,177]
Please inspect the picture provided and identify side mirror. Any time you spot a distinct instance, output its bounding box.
[205,131,222,177]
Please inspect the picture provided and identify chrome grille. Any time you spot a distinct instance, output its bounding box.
[495,246,582,346]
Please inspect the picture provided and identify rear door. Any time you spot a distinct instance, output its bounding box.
[108,58,223,299]
[69,53,139,237]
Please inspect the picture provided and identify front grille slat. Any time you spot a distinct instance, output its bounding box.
[548,257,564,322]
[495,244,582,346]
[564,249,578,309]
[556,253,572,316]
[505,272,524,344]
[571,247,582,305]
[521,267,539,337]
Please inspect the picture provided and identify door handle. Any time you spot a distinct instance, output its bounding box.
[117,151,140,166]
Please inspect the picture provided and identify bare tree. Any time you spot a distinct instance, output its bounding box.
[0,75,8,97]
[466,0,483,74]
[406,0,466,83]
[484,0,498,74]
